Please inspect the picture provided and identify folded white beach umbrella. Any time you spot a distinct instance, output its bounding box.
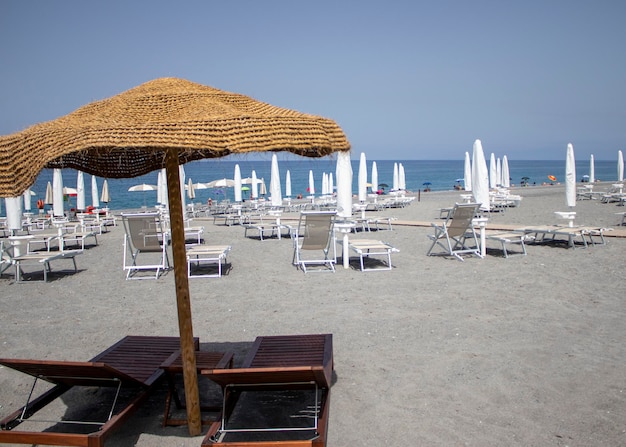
[53,168,64,217]
[270,154,282,206]
[358,152,367,202]
[45,181,54,205]
[23,188,34,211]
[464,152,472,191]
[91,175,99,208]
[393,162,399,191]
[328,172,335,195]
[251,170,259,199]
[496,158,502,186]
[399,163,406,191]
[589,154,595,183]
[489,153,497,189]
[618,150,624,182]
[566,143,576,208]
[322,172,329,195]
[502,156,510,188]
[336,150,352,218]
[234,164,242,202]
[100,179,111,204]
[472,140,489,211]
[285,170,291,197]
[5,196,22,233]
[179,165,186,210]
[76,171,85,211]
[371,161,378,193]
[308,170,315,195]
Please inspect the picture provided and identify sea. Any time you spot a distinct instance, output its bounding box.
[12,156,621,213]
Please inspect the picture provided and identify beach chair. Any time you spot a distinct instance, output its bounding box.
[201,334,334,447]
[0,335,198,447]
[347,238,399,271]
[427,202,481,261]
[292,211,337,273]
[121,212,170,279]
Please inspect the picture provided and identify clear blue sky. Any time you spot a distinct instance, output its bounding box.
[1,0,625,160]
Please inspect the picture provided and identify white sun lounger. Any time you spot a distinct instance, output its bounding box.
[186,245,232,278]
[347,239,399,271]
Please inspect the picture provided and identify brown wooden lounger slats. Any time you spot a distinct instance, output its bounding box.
[201,333,333,447]
[0,335,198,447]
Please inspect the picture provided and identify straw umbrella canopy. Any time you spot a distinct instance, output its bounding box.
[0,77,350,435]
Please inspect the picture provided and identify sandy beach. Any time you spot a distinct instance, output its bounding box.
[1,184,625,446]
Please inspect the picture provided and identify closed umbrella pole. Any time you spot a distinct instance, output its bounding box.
[76,171,85,211]
[100,179,110,204]
[472,140,489,211]
[502,155,510,188]
[53,168,64,217]
[489,153,497,189]
[270,154,281,206]
[308,170,315,196]
[285,170,291,197]
[358,152,367,202]
[5,196,22,234]
[234,164,242,202]
[464,151,472,191]
[91,175,99,208]
[371,161,378,194]
[251,170,258,200]
[566,143,576,208]
[393,163,399,191]
[23,188,33,212]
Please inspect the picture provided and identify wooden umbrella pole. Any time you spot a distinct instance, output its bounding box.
[165,150,202,436]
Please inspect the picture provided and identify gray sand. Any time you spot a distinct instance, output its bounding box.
[1,184,625,446]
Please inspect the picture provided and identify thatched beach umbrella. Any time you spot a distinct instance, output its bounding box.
[0,77,350,435]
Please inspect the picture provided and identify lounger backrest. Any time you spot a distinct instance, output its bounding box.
[447,203,479,238]
[122,213,164,253]
[299,212,335,251]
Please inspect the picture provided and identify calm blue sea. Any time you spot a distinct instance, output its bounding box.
[12,157,621,213]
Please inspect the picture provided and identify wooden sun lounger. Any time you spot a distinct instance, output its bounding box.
[0,335,198,447]
[201,334,334,447]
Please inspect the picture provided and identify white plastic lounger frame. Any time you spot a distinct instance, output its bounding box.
[186,245,231,278]
[348,239,399,271]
